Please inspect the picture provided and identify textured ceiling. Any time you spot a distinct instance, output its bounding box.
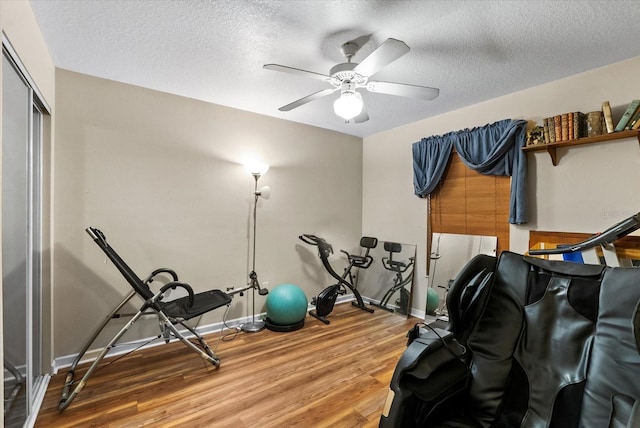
[29,0,640,138]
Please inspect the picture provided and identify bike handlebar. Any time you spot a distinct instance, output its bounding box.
[299,234,321,246]
[299,234,333,257]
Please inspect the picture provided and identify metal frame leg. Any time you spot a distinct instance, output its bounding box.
[158,313,221,367]
[4,359,25,416]
[58,290,227,410]
[58,289,137,410]
[58,305,147,410]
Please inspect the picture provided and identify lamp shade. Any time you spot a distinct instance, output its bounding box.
[244,161,270,176]
[333,92,363,121]
[257,185,271,200]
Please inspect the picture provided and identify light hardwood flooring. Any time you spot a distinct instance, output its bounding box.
[35,303,418,427]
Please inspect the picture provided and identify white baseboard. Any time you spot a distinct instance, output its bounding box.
[410,308,426,319]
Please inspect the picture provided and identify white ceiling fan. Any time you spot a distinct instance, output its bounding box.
[264,38,439,123]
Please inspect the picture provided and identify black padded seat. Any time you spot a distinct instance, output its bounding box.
[159,289,232,320]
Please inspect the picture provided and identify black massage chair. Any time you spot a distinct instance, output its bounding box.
[380,212,640,427]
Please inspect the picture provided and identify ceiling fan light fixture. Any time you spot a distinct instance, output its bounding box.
[333,91,363,121]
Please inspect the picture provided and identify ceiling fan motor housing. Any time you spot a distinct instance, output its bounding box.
[330,41,367,88]
[329,62,367,88]
[340,41,360,59]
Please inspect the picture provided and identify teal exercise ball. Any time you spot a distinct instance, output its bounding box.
[265,283,308,326]
[426,288,440,315]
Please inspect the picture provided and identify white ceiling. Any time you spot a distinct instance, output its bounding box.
[28,0,640,138]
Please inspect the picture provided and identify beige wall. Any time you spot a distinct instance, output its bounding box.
[363,56,640,315]
[53,69,363,357]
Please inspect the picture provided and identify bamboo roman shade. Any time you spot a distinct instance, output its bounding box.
[429,152,511,255]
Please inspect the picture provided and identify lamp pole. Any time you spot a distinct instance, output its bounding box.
[242,172,269,332]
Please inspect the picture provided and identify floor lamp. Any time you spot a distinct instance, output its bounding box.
[242,161,270,333]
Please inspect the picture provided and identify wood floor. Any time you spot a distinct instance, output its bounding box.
[35,303,418,427]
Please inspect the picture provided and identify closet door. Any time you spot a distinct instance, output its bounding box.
[3,48,44,427]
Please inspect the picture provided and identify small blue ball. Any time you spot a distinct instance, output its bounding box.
[426,288,440,315]
[266,284,308,325]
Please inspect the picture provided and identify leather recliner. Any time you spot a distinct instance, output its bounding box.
[380,251,640,427]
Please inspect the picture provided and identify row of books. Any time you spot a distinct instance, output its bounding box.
[539,99,640,145]
[542,112,588,144]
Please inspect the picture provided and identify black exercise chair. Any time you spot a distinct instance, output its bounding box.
[58,227,232,410]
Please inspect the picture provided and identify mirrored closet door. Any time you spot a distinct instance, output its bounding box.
[3,46,46,428]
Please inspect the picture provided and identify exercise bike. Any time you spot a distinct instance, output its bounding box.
[299,234,377,324]
[372,242,415,314]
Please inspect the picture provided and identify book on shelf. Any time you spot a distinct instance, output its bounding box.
[548,117,556,143]
[601,101,615,133]
[568,112,574,140]
[554,115,561,142]
[614,99,640,131]
[543,117,551,143]
[573,112,585,139]
[561,113,569,140]
[625,107,640,130]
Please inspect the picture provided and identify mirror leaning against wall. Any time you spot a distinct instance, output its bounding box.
[427,233,497,320]
[356,241,417,318]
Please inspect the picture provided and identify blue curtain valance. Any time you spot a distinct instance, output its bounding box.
[412,136,453,196]
[412,119,528,224]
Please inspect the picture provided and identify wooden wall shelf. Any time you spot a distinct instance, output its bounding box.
[522,129,640,165]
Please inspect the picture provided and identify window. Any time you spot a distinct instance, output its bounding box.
[428,152,510,260]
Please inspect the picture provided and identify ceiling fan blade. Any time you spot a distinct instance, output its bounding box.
[278,88,338,111]
[367,80,440,100]
[353,38,410,77]
[264,64,331,83]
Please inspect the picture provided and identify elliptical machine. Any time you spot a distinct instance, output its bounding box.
[372,241,415,314]
[299,234,378,324]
